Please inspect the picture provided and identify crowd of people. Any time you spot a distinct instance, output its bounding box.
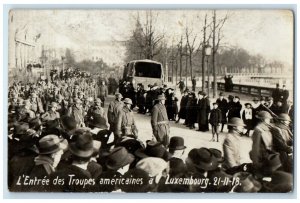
[7,69,293,193]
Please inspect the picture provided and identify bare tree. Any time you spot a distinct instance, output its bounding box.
[126,11,165,61]
[177,35,184,80]
[185,26,197,80]
[211,10,229,98]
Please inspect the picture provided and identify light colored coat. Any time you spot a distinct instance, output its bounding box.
[223,130,241,169]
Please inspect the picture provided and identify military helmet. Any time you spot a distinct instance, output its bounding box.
[277,113,291,122]
[256,111,273,119]
[227,117,246,127]
[123,98,133,105]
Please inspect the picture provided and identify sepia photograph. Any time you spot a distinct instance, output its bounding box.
[6,8,294,193]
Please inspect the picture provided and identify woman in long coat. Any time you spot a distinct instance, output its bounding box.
[176,91,189,123]
[186,92,198,129]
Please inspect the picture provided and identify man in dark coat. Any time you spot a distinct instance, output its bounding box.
[186,92,197,129]
[272,84,282,103]
[52,130,94,192]
[192,76,196,92]
[151,95,170,147]
[197,91,210,132]
[216,92,228,132]
[228,96,242,120]
[281,85,289,105]
[176,90,189,124]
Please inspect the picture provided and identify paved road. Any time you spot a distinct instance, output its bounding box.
[104,95,253,164]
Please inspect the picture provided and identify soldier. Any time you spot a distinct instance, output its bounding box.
[18,100,36,121]
[68,98,85,128]
[98,81,108,107]
[41,102,60,122]
[86,98,109,130]
[271,114,293,172]
[29,92,44,115]
[151,95,170,147]
[107,93,124,132]
[115,98,138,143]
[223,117,245,170]
[249,111,274,174]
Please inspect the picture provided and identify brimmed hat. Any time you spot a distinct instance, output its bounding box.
[256,111,273,119]
[228,95,234,100]
[227,117,246,127]
[198,91,206,96]
[244,103,252,107]
[14,122,29,135]
[60,115,77,131]
[156,94,166,100]
[74,98,82,104]
[169,157,187,176]
[168,136,186,151]
[135,140,171,161]
[94,98,102,103]
[252,97,259,101]
[188,147,218,171]
[105,147,135,170]
[121,169,152,192]
[263,171,293,192]
[136,157,168,177]
[276,113,291,122]
[209,148,224,163]
[115,137,144,155]
[69,130,94,158]
[233,172,262,192]
[38,134,66,155]
[123,98,133,105]
[49,102,58,108]
[219,92,224,96]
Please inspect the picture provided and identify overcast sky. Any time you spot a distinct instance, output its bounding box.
[10,9,293,65]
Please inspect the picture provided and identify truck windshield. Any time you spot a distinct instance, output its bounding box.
[134,62,162,78]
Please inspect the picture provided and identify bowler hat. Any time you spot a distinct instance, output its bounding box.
[256,111,273,119]
[168,136,186,151]
[123,98,133,105]
[227,117,246,127]
[244,103,252,107]
[169,157,187,176]
[276,113,291,122]
[188,147,218,171]
[209,148,224,163]
[135,140,171,161]
[105,147,135,170]
[69,130,94,158]
[263,171,292,192]
[38,134,66,155]
[156,94,166,100]
[233,172,262,192]
[136,157,168,177]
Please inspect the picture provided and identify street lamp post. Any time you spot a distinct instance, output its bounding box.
[204,44,212,97]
